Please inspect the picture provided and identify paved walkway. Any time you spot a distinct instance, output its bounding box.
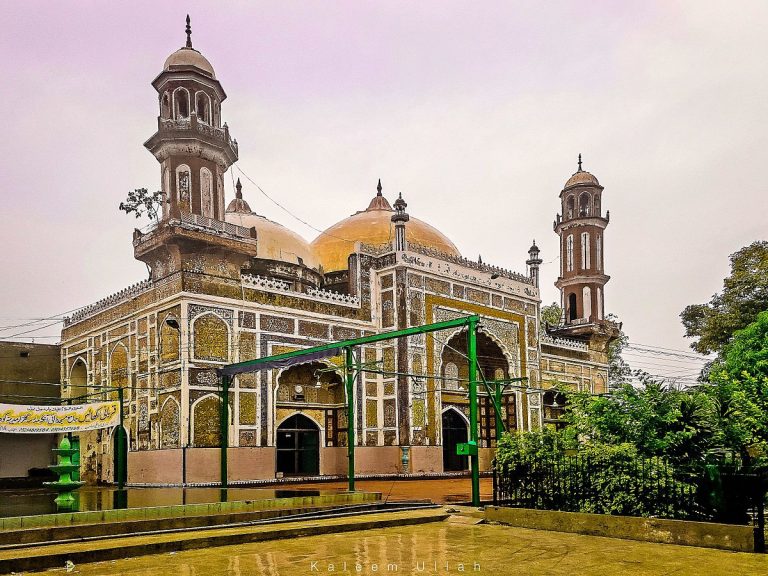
[37,517,768,575]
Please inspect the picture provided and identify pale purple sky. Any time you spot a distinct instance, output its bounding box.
[1,1,766,380]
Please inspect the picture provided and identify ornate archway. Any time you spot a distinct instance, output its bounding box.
[276,413,320,476]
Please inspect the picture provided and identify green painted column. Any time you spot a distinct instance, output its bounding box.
[220,374,230,490]
[345,346,356,492]
[467,317,480,506]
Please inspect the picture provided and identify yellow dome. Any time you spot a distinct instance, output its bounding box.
[164,47,216,78]
[564,170,600,188]
[311,191,461,273]
[225,211,319,269]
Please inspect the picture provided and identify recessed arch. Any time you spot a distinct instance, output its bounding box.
[441,407,469,471]
[200,167,214,218]
[68,356,88,396]
[172,87,190,119]
[159,396,181,448]
[192,312,230,362]
[275,413,320,476]
[191,393,232,447]
[195,91,211,124]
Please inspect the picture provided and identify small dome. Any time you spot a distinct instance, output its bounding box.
[226,179,251,213]
[225,210,318,269]
[163,47,216,78]
[564,170,600,188]
[311,186,461,273]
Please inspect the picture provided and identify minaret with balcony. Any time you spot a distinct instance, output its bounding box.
[551,156,619,341]
[133,17,256,282]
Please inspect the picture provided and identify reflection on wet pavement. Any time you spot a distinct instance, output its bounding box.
[37,520,768,575]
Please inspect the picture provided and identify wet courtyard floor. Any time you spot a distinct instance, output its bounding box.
[37,519,768,576]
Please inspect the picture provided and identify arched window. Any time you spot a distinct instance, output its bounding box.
[176,164,191,214]
[200,168,214,218]
[566,235,574,272]
[579,192,591,216]
[566,196,575,219]
[597,287,603,320]
[173,88,190,119]
[581,232,590,269]
[69,357,88,396]
[161,92,170,118]
[159,398,180,448]
[568,293,578,321]
[596,234,602,271]
[583,286,592,320]
[195,92,211,124]
[594,194,601,215]
[109,343,129,402]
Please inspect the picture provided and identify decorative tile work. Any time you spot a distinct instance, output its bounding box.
[492,294,503,308]
[138,401,149,432]
[191,368,219,387]
[239,393,257,425]
[408,274,424,288]
[260,315,295,334]
[193,314,229,361]
[239,332,257,362]
[382,291,394,328]
[504,297,525,313]
[466,288,491,305]
[298,320,329,339]
[383,430,397,446]
[425,277,450,295]
[527,317,537,347]
[381,274,393,289]
[238,311,256,329]
[412,399,425,427]
[409,292,423,326]
[239,430,257,447]
[383,399,397,427]
[192,395,221,447]
[384,382,395,395]
[366,400,378,427]
[333,326,360,340]
[238,372,258,389]
[160,371,181,390]
[366,431,378,446]
[366,382,378,397]
[383,347,395,372]
[188,304,233,326]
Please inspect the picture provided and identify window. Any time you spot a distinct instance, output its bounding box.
[581,232,590,269]
[566,235,574,271]
[200,168,214,218]
[173,88,190,119]
[579,192,591,216]
[566,196,574,219]
[568,293,577,321]
[195,92,211,124]
[596,234,602,271]
[597,287,603,320]
[583,286,592,319]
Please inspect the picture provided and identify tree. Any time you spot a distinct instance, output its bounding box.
[540,301,562,330]
[681,241,768,355]
[119,188,163,223]
[606,312,632,388]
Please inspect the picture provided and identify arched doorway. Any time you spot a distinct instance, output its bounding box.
[276,414,320,476]
[442,409,469,471]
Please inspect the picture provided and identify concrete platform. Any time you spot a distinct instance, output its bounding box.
[0,508,448,574]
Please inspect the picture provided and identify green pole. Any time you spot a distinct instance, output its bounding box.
[467,317,480,506]
[115,386,127,490]
[494,382,504,441]
[345,346,355,492]
[220,375,230,491]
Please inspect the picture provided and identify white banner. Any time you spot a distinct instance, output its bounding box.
[0,401,120,434]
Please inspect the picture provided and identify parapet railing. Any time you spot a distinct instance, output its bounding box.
[242,274,360,307]
[540,334,590,352]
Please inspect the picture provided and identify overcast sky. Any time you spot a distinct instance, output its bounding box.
[1,1,765,378]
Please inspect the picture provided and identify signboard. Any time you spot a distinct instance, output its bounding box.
[0,401,120,434]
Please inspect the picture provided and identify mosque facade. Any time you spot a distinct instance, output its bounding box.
[59,22,619,485]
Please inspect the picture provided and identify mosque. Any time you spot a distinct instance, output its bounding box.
[60,19,620,485]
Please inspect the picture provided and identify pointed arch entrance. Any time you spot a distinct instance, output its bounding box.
[276,414,320,476]
[442,409,469,471]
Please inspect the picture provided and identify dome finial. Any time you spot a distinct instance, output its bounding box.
[577,153,582,172]
[376,178,382,196]
[235,178,242,199]
[185,14,192,48]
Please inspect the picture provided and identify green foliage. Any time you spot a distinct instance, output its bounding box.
[119,188,163,223]
[563,381,717,467]
[605,312,632,387]
[540,302,562,329]
[495,431,698,518]
[681,241,768,355]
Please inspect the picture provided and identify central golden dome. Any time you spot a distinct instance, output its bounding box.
[311,184,461,273]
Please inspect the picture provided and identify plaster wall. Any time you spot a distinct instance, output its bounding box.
[409,446,442,473]
[127,449,183,485]
[227,447,275,481]
[0,434,57,478]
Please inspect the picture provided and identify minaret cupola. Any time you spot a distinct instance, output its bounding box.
[144,15,238,221]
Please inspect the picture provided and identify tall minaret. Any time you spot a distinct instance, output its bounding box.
[553,155,610,325]
[144,15,238,221]
[526,240,542,288]
[391,193,409,251]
